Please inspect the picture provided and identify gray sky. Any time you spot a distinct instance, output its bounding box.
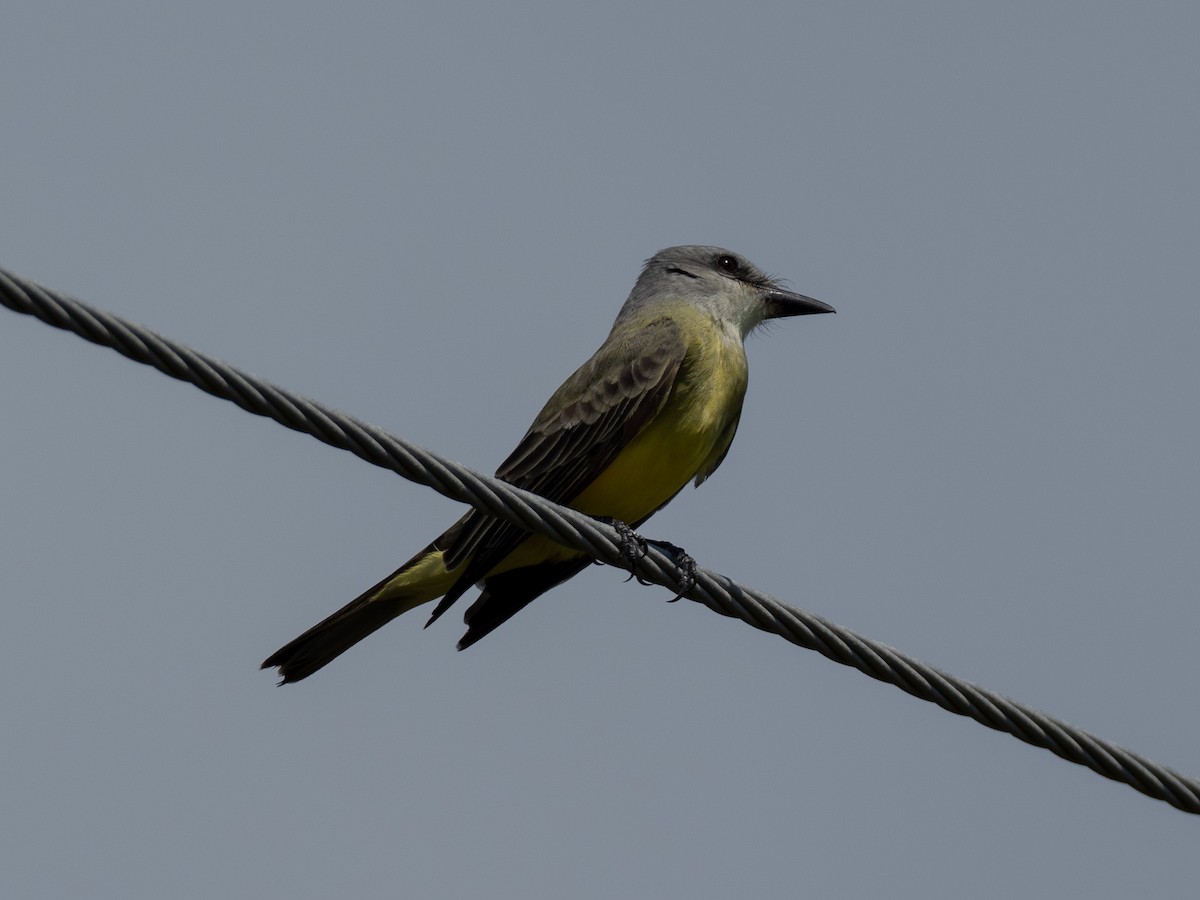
[3,2,1198,897]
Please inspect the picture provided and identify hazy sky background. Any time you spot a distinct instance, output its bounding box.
[3,3,1198,897]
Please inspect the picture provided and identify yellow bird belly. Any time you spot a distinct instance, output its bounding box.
[493,318,749,572]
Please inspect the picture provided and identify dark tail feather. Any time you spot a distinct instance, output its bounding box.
[262,541,443,684]
[457,559,590,650]
[261,591,407,684]
[264,517,476,683]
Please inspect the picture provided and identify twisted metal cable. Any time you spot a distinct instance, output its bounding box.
[2,264,1197,815]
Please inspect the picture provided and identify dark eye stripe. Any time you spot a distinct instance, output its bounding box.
[666,266,699,279]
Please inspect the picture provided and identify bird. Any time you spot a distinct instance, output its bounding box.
[262,245,834,682]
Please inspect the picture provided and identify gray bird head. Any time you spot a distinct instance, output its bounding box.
[615,245,834,339]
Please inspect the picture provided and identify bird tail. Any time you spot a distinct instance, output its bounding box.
[456,558,591,650]
[261,536,459,684]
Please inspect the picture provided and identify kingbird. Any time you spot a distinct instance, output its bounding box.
[263,245,833,682]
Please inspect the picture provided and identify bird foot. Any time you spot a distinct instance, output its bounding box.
[644,539,697,601]
[594,518,697,601]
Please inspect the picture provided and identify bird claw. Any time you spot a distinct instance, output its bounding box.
[593,517,649,580]
[644,539,697,601]
[595,518,696,600]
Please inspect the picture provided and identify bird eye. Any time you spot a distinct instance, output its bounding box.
[715,254,741,276]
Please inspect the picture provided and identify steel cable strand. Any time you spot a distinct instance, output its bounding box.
[686,568,1200,810]
[0,269,612,561]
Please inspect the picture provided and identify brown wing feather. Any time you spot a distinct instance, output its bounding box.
[425,317,687,625]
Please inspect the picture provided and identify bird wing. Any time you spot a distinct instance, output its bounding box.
[426,315,688,624]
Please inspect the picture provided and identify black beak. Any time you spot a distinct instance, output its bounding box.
[763,287,835,318]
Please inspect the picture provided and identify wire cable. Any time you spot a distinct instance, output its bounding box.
[2,264,1196,814]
